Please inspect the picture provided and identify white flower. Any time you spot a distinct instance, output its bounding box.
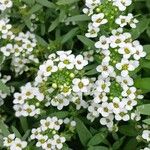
[40,60,58,77]
[83,50,94,62]
[1,44,13,56]
[116,75,134,87]
[95,36,110,49]
[10,138,27,150]
[85,23,100,38]
[13,93,25,104]
[93,91,108,103]
[74,55,88,70]
[142,130,150,142]
[118,43,135,59]
[122,98,137,110]
[92,13,108,27]
[58,54,75,69]
[95,79,111,93]
[133,41,146,60]
[85,0,101,9]
[72,78,89,93]
[115,109,130,121]
[109,97,124,114]
[36,135,48,147]
[96,62,114,78]
[98,102,112,117]
[100,114,114,128]
[121,86,136,99]
[115,15,128,27]
[3,134,15,147]
[116,59,136,77]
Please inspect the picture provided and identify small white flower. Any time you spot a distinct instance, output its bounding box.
[95,36,110,49]
[72,78,89,93]
[74,55,88,70]
[142,130,150,142]
[92,13,108,27]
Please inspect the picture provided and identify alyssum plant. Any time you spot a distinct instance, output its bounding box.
[0,0,150,150]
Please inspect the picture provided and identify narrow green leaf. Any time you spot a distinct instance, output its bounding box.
[143,45,150,53]
[35,0,56,8]
[22,130,31,140]
[35,35,48,46]
[112,137,125,150]
[75,118,92,146]
[11,126,22,138]
[88,131,108,146]
[22,0,35,5]
[28,4,42,14]
[49,111,69,118]
[85,68,97,75]
[0,52,4,65]
[137,104,150,115]
[77,35,95,48]
[61,27,78,44]
[66,15,90,22]
[20,117,28,133]
[57,0,79,5]
[48,18,59,32]
[143,118,150,125]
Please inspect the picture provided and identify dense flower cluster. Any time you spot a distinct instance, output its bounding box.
[84,0,138,38]
[0,5,39,75]
[30,116,76,150]
[83,0,146,131]
[3,134,27,150]
[13,50,91,117]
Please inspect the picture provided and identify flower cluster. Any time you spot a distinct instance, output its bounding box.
[0,4,39,76]
[13,50,91,117]
[84,0,138,38]
[83,0,146,130]
[30,116,76,150]
[3,134,27,150]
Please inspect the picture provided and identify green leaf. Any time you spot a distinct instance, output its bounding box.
[61,27,78,44]
[85,68,97,75]
[48,18,59,32]
[11,126,22,138]
[75,118,92,146]
[0,121,10,136]
[66,15,90,22]
[112,137,125,150]
[143,45,150,53]
[143,118,150,125]
[49,111,69,118]
[28,4,42,14]
[57,0,79,5]
[123,138,137,150]
[141,59,150,69]
[0,80,10,94]
[35,0,56,8]
[134,78,150,92]
[20,117,28,133]
[88,146,109,150]
[22,130,31,140]
[22,0,35,5]
[77,35,95,48]
[35,35,48,46]
[0,52,4,65]
[131,17,150,39]
[137,104,150,115]
[88,131,108,146]
[119,125,139,136]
